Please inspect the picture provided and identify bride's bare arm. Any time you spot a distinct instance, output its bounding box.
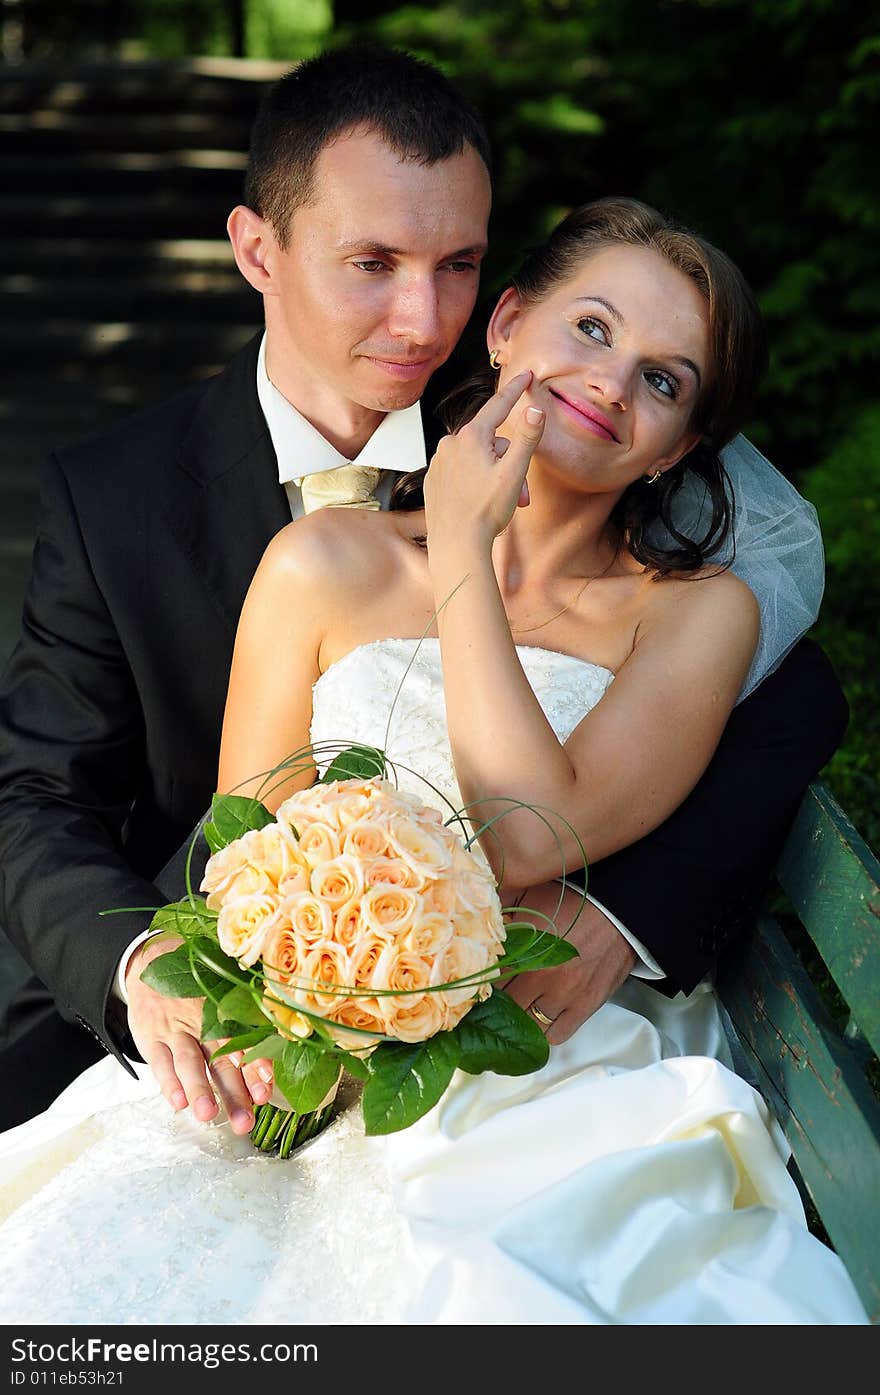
[218,519,335,810]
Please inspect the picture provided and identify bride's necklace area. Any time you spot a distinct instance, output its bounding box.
[508,555,616,635]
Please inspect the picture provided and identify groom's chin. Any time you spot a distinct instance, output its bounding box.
[355,361,438,411]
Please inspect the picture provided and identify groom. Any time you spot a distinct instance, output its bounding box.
[0,44,846,1131]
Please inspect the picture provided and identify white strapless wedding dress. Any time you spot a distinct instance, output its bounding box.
[0,641,868,1325]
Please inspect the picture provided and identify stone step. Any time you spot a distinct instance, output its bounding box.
[0,279,258,322]
[0,150,246,195]
[0,237,240,274]
[0,319,256,372]
[0,109,252,153]
[0,193,236,237]
[0,58,286,116]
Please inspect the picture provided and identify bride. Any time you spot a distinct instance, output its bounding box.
[0,199,867,1325]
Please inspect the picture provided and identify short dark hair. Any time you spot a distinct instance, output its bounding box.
[244,42,492,248]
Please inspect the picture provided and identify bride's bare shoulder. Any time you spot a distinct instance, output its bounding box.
[638,564,759,652]
[254,508,421,595]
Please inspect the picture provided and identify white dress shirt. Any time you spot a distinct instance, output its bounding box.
[115,337,663,1004]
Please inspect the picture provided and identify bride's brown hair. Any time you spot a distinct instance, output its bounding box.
[391,196,767,576]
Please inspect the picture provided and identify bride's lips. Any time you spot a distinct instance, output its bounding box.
[549,389,619,442]
[365,356,435,381]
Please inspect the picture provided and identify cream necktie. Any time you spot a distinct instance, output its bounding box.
[298,463,382,514]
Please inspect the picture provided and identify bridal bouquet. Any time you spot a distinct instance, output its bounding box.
[139,744,578,1158]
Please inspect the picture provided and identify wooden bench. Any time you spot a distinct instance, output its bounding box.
[716,779,880,1324]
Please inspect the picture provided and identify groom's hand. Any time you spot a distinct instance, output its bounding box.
[125,935,271,1135]
[503,883,636,1043]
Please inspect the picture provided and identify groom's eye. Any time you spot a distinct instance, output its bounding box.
[354,260,388,274]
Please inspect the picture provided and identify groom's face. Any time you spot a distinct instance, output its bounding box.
[261,126,491,417]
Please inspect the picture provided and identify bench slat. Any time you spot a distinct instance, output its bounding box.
[718,913,880,1324]
[775,782,880,1061]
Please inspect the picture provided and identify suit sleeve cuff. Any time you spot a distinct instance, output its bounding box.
[556,880,666,980]
[114,928,163,1006]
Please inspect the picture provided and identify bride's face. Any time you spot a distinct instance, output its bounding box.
[488,243,711,494]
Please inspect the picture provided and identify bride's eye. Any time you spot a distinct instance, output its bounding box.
[644,368,679,399]
[576,316,609,344]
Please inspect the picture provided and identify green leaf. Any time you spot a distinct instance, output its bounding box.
[188,936,252,990]
[455,992,549,1077]
[201,995,226,1042]
[498,922,580,972]
[337,1051,370,1081]
[217,985,268,1028]
[362,1033,461,1135]
[203,792,275,853]
[320,744,386,784]
[241,1035,286,1065]
[275,1039,341,1114]
[210,1027,276,1061]
[139,943,204,999]
[148,896,216,938]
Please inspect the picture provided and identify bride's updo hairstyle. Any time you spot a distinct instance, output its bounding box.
[391,196,767,576]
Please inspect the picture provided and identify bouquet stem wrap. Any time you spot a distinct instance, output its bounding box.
[250,1069,342,1158]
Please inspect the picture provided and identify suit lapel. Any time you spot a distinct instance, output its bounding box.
[166,334,291,632]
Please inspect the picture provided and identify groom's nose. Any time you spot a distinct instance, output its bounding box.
[385,274,442,347]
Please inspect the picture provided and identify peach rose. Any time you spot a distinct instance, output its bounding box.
[370,945,432,998]
[332,898,364,949]
[261,991,313,1040]
[364,856,424,891]
[281,890,334,946]
[385,991,446,1043]
[296,821,342,865]
[349,933,388,987]
[407,910,453,956]
[425,877,456,916]
[261,920,301,987]
[277,862,310,898]
[386,815,452,878]
[360,884,420,938]
[454,907,506,951]
[323,995,386,1051]
[216,892,283,967]
[341,819,391,861]
[433,936,493,1007]
[309,854,364,908]
[444,992,486,1032]
[294,941,353,1012]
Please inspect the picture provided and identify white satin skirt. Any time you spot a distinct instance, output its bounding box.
[0,979,868,1325]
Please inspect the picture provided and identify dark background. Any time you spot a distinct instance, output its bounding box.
[1,0,877,999]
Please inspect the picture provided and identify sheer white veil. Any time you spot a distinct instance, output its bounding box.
[647,434,825,702]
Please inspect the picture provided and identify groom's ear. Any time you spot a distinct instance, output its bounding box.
[227,205,276,296]
[487,287,524,358]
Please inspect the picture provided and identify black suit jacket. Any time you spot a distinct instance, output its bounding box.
[0,333,848,1070]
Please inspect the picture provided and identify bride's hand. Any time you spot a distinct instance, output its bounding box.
[502,882,636,1044]
[125,935,273,1135]
[424,370,544,551]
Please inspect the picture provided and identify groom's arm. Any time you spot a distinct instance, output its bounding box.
[0,452,163,1070]
[585,637,848,992]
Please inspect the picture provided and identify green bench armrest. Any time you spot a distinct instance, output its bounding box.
[717,780,880,1324]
